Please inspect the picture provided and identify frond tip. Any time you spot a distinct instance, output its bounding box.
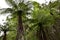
[0,8,13,14]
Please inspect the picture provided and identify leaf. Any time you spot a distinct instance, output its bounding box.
[0,8,13,14]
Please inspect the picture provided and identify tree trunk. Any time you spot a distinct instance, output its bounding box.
[16,11,24,40]
[3,31,6,40]
[37,23,47,40]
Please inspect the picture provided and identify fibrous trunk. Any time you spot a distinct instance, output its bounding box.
[16,11,24,40]
[3,31,6,40]
[37,23,47,40]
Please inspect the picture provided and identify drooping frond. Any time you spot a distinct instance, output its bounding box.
[5,0,18,9]
[0,8,13,14]
[15,0,24,3]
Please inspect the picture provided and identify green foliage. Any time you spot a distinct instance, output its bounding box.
[0,0,60,40]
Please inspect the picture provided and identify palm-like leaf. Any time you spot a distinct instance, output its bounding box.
[0,8,13,14]
[5,0,18,8]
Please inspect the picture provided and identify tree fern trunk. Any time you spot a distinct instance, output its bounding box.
[37,23,47,40]
[3,31,6,40]
[42,28,47,40]
[16,10,24,40]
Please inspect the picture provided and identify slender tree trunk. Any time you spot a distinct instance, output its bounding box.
[37,23,47,40]
[16,11,24,40]
[42,28,47,40]
[3,31,6,40]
